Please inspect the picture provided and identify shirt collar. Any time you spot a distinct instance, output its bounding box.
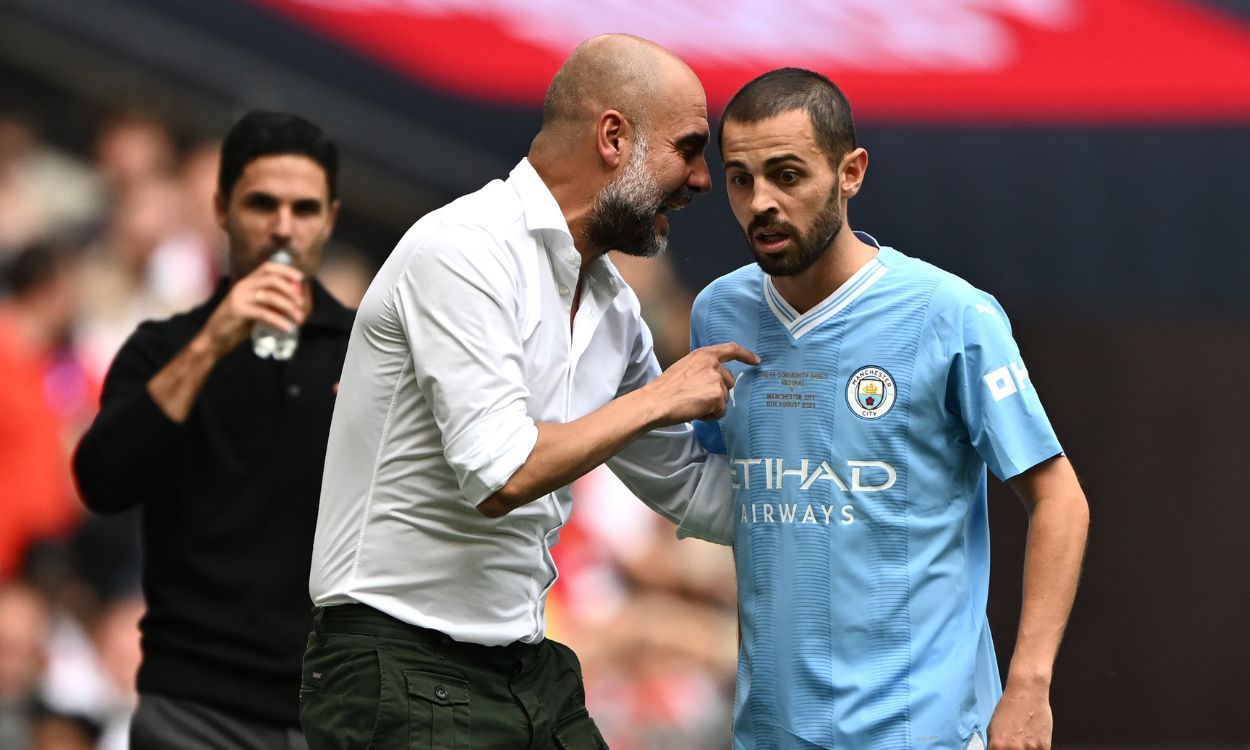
[510,158,572,237]
[508,158,623,299]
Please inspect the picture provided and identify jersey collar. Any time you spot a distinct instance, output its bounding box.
[763,231,889,340]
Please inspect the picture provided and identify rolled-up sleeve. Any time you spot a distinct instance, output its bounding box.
[393,224,539,506]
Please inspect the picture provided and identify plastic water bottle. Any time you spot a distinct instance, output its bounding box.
[251,249,300,360]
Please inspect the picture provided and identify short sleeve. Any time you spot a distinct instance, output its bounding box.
[946,292,1062,481]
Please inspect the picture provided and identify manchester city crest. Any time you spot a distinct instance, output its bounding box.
[846,366,896,419]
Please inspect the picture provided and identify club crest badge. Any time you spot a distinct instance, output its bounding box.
[846,366,896,420]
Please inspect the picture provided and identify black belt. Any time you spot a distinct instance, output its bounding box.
[313,603,542,658]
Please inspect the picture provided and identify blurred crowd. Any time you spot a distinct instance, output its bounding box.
[0,107,737,749]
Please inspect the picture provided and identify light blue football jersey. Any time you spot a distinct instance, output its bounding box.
[691,233,1063,750]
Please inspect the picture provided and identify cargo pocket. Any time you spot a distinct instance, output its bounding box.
[405,670,471,750]
[553,708,609,750]
[300,635,384,750]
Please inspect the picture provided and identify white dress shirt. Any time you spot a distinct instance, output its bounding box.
[310,159,733,646]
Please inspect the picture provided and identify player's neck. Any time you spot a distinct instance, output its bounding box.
[772,230,878,314]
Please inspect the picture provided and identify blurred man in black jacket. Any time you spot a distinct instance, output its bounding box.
[73,111,352,750]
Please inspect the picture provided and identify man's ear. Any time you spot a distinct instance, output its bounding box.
[596,110,631,169]
[840,147,868,199]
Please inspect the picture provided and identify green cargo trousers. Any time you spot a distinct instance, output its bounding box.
[299,604,609,750]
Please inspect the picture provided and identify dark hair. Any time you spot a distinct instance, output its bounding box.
[718,68,857,166]
[217,110,338,202]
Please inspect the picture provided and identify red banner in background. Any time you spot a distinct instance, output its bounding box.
[251,0,1250,123]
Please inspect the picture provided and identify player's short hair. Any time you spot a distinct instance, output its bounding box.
[218,111,338,202]
[719,68,857,166]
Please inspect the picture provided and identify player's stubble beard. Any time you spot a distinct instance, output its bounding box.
[585,133,693,258]
[747,182,843,277]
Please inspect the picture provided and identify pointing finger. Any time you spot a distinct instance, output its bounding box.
[708,342,760,365]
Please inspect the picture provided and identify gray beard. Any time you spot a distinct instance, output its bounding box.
[585,135,668,258]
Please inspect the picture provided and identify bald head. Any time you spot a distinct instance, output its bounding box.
[530,35,711,260]
[542,34,692,133]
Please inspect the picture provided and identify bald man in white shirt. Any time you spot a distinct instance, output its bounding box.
[300,34,756,749]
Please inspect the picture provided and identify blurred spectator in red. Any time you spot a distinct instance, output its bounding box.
[0,243,85,580]
[0,583,51,748]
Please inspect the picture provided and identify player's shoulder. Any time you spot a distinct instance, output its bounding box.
[693,263,764,312]
[879,245,1000,319]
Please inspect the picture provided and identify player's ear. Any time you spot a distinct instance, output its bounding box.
[839,148,868,199]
